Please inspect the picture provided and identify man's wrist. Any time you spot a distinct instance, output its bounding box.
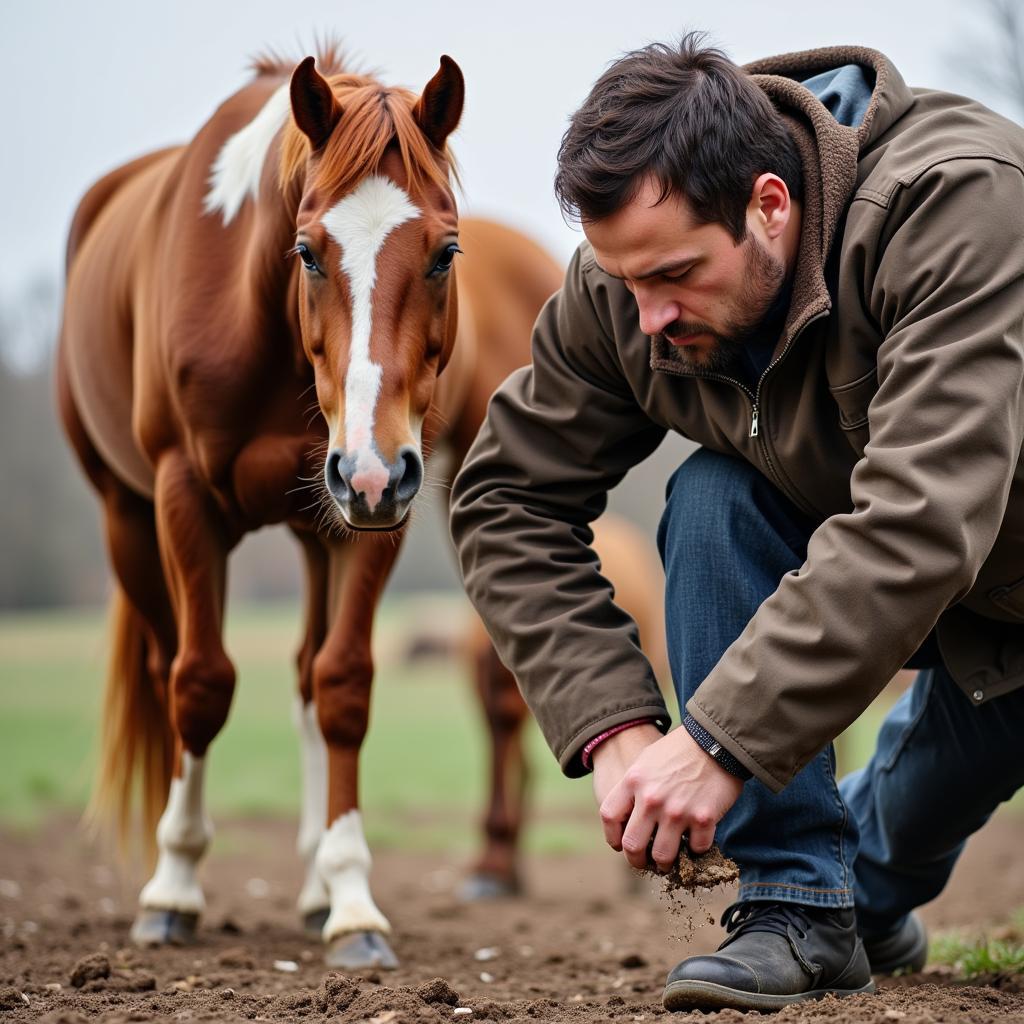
[682,714,752,780]
[582,717,658,770]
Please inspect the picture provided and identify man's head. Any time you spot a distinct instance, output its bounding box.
[555,34,803,373]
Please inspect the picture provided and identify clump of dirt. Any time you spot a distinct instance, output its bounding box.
[311,972,359,1014]
[79,969,156,994]
[637,843,739,941]
[416,977,461,1005]
[637,843,739,895]
[346,985,446,1021]
[68,953,109,988]
[0,987,28,1011]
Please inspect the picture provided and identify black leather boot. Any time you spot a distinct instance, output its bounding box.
[861,912,928,975]
[663,901,875,1012]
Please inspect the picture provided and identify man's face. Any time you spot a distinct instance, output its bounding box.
[583,176,789,375]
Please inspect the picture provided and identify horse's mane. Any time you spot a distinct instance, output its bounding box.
[277,70,457,201]
[249,38,348,79]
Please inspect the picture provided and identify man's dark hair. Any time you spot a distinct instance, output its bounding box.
[554,33,803,240]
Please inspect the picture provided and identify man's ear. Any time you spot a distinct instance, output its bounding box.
[749,173,791,239]
[413,55,464,150]
[290,56,342,151]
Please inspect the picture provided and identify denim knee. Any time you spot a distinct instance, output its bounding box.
[657,449,767,566]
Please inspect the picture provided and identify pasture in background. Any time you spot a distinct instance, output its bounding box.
[4,592,1016,851]
[0,595,597,855]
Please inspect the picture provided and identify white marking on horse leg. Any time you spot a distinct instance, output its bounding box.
[204,83,291,224]
[138,752,212,913]
[322,176,419,512]
[315,810,391,939]
[294,697,330,915]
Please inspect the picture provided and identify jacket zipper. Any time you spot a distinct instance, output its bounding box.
[654,308,830,514]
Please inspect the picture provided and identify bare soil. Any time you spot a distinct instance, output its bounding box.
[2,813,1023,1022]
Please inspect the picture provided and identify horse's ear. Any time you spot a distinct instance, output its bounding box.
[413,55,464,150]
[290,56,342,151]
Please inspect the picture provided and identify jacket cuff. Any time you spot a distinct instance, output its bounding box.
[682,714,753,780]
[684,698,784,792]
[559,704,671,777]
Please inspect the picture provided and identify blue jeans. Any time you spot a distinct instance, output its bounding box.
[657,448,1024,928]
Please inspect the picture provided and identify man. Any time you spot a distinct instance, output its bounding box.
[450,35,1024,1013]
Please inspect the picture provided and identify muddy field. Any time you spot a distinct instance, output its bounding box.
[2,813,1023,1023]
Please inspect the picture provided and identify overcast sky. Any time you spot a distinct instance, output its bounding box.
[0,0,1009,308]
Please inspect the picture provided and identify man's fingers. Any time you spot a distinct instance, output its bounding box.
[687,820,716,856]
[599,781,635,851]
[650,821,685,872]
[620,808,658,870]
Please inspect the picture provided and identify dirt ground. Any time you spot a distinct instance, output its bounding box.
[2,813,1023,1023]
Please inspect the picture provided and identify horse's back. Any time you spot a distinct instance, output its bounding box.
[60,147,185,499]
[458,218,562,382]
[65,148,181,274]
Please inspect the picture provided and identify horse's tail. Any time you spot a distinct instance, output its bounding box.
[86,588,173,861]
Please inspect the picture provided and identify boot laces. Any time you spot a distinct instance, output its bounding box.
[721,901,814,942]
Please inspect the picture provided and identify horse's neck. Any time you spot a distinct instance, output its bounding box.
[252,170,305,359]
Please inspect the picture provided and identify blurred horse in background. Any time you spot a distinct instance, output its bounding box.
[58,45,560,968]
[463,512,669,899]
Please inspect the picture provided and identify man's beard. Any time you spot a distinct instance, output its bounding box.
[660,236,787,375]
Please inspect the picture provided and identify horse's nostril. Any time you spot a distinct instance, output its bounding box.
[393,446,423,504]
[324,449,352,504]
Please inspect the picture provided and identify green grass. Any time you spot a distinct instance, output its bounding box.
[0,599,593,852]
[929,920,1024,978]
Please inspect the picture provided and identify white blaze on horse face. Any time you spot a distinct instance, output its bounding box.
[204,83,291,225]
[294,698,330,916]
[138,752,213,913]
[315,809,391,939]
[321,176,419,512]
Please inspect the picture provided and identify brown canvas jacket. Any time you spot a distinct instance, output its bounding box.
[450,47,1024,792]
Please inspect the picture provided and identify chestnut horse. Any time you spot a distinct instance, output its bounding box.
[464,512,669,899]
[57,49,561,968]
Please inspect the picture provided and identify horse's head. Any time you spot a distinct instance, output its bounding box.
[283,56,463,531]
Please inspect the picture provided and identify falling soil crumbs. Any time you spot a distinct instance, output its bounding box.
[637,845,740,938]
[2,814,1024,1022]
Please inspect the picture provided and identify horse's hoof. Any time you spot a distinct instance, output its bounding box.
[131,908,199,947]
[325,930,398,970]
[302,907,329,939]
[458,872,521,902]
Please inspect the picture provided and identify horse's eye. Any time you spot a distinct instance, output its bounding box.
[295,243,322,275]
[429,243,461,277]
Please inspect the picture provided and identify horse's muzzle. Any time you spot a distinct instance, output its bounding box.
[325,444,423,530]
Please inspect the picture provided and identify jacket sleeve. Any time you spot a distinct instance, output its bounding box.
[686,157,1024,791]
[450,247,670,776]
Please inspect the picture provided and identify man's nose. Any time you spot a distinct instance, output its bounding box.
[635,289,680,337]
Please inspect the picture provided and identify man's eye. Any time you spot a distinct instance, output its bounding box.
[663,267,692,282]
[429,243,462,277]
[295,243,322,275]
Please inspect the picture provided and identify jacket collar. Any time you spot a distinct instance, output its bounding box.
[651,47,914,379]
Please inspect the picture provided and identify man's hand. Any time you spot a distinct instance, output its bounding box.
[593,726,744,871]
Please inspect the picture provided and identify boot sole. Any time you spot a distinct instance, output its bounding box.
[663,978,876,1012]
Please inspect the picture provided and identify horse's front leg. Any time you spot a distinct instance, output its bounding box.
[313,531,404,970]
[291,528,331,937]
[131,450,235,946]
